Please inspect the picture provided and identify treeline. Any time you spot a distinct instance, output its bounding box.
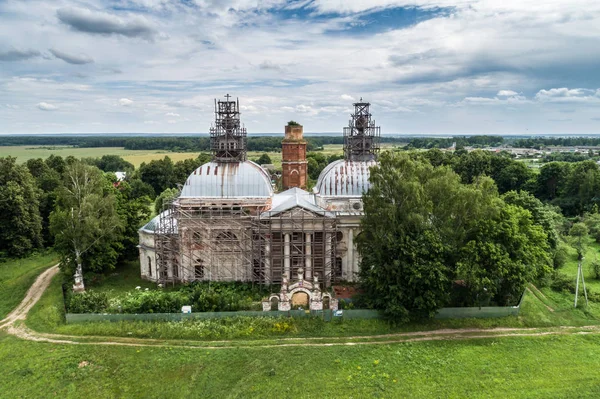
[405,135,504,149]
[0,135,408,152]
[515,137,600,148]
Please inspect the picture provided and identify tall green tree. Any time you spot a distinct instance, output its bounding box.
[139,156,175,195]
[50,162,123,291]
[358,152,552,321]
[154,187,180,214]
[0,157,43,257]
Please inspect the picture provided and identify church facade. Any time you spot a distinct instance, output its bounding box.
[138,96,380,288]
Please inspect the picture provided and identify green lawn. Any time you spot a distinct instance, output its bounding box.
[0,252,58,320]
[2,331,600,398]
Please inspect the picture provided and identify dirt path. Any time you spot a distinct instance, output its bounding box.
[2,266,600,349]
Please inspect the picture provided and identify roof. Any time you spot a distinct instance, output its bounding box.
[180,160,273,198]
[262,187,334,218]
[139,210,177,234]
[314,159,378,197]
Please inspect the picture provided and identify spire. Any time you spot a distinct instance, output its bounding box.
[210,94,247,162]
[343,99,380,161]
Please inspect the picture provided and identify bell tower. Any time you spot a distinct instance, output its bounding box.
[281,121,307,190]
[343,99,380,162]
[210,94,247,162]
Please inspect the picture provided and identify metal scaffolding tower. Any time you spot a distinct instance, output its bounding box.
[343,99,380,161]
[210,94,247,162]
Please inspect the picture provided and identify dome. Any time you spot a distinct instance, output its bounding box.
[315,159,377,197]
[180,160,273,198]
[139,210,177,234]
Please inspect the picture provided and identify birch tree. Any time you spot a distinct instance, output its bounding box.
[50,162,123,291]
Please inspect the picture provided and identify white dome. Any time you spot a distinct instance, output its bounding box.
[180,161,273,198]
[315,159,377,197]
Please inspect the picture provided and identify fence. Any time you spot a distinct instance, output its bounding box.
[65,291,525,324]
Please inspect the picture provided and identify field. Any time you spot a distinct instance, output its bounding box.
[3,249,600,397]
[2,331,600,398]
[0,144,401,170]
[0,252,58,320]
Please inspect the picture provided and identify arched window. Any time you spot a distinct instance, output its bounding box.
[147,256,152,277]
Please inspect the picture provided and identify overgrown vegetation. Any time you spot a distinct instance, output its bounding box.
[65,282,272,314]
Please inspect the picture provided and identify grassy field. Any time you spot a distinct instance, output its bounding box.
[0,144,403,170]
[0,252,58,320]
[2,331,600,398]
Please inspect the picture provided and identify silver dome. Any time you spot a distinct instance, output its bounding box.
[315,159,377,197]
[180,161,273,198]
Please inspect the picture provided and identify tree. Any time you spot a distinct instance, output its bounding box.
[129,178,155,199]
[568,222,588,261]
[50,162,123,291]
[26,158,63,245]
[357,152,552,321]
[0,157,43,257]
[112,179,151,261]
[536,162,570,201]
[139,156,175,195]
[255,153,272,165]
[155,187,180,214]
[86,155,134,173]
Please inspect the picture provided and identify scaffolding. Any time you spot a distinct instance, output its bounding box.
[252,207,338,289]
[210,94,247,162]
[155,200,339,289]
[343,99,380,161]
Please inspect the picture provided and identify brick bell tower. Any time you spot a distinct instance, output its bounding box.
[281,121,307,190]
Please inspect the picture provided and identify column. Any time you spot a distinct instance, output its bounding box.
[305,233,312,280]
[264,241,271,283]
[284,233,291,279]
[325,233,332,286]
[348,228,355,281]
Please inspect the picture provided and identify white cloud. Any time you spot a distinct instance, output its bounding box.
[341,94,355,101]
[119,98,134,106]
[165,112,180,117]
[37,102,58,111]
[535,88,600,103]
[497,90,519,97]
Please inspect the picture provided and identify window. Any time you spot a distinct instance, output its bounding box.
[194,259,205,279]
[334,257,343,280]
[147,256,152,277]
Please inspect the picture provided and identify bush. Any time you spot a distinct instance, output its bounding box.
[552,243,570,269]
[66,282,273,314]
[589,259,600,280]
[550,272,575,293]
[67,290,110,313]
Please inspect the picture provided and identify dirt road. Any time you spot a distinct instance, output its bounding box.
[2,265,600,349]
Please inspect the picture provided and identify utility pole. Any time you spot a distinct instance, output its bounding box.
[575,256,589,308]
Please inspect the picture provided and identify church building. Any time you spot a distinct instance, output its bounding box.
[138,96,380,289]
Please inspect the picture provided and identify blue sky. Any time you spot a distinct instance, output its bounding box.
[1,0,600,134]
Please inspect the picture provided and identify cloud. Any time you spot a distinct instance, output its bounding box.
[341,94,355,101]
[258,60,282,70]
[0,48,41,62]
[37,102,58,111]
[119,98,134,106]
[56,7,157,40]
[165,112,180,117]
[49,48,94,65]
[535,88,600,103]
[497,90,519,97]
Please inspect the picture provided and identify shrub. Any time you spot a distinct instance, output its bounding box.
[552,243,570,269]
[589,259,600,280]
[67,290,110,313]
[550,272,575,293]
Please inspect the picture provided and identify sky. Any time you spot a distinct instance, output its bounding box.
[1,0,600,135]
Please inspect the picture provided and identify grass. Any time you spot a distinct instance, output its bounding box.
[0,251,58,320]
[0,146,203,168]
[2,331,600,398]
